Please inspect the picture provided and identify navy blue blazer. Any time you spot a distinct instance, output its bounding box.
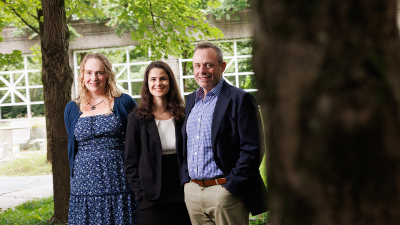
[181,80,267,215]
[64,93,138,177]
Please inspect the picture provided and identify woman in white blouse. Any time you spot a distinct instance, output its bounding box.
[124,61,191,225]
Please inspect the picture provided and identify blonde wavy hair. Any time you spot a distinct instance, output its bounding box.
[74,53,122,112]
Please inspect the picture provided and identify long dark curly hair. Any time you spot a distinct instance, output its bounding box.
[136,61,185,122]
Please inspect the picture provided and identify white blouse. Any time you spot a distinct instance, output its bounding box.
[154,118,176,155]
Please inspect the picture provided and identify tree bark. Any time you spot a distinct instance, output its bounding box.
[253,0,400,224]
[41,0,73,222]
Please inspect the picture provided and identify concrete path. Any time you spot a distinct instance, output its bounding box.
[0,175,53,211]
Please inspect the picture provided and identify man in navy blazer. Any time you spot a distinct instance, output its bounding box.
[181,42,267,225]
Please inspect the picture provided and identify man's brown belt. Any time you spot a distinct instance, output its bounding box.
[191,178,227,187]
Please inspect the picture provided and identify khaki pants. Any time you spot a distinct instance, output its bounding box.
[184,181,249,225]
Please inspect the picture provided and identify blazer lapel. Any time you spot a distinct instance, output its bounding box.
[211,80,231,145]
[183,93,196,137]
[145,119,162,147]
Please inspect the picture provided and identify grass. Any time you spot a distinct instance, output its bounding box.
[1,195,266,225]
[250,211,269,225]
[0,151,52,176]
[0,196,62,225]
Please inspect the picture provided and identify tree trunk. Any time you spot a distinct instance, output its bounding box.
[41,0,73,222]
[253,0,400,224]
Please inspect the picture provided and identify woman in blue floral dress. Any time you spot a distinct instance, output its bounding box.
[64,53,138,224]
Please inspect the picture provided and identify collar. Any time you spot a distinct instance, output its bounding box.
[195,79,225,100]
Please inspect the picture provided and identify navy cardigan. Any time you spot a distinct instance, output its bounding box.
[64,93,138,177]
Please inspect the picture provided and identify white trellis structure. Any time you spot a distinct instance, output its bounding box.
[0,55,44,119]
[0,40,256,120]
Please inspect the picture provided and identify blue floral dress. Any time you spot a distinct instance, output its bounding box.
[68,113,138,225]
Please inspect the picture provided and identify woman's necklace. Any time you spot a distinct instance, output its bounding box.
[88,99,104,110]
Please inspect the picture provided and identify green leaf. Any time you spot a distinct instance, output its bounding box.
[105,0,225,59]
[1,0,230,62]
[0,50,23,67]
[29,44,42,64]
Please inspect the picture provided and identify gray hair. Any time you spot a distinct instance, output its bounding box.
[194,42,224,65]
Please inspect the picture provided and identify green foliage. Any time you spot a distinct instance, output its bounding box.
[0,196,60,224]
[0,0,106,40]
[97,49,127,64]
[104,0,224,59]
[129,47,150,62]
[184,78,198,93]
[0,105,27,119]
[198,0,250,20]
[0,50,23,68]
[0,194,265,225]
[0,0,227,65]
[0,0,42,70]
[0,0,227,64]
[31,104,45,117]
[0,151,52,176]
[260,153,267,186]
[65,0,107,22]
[0,0,42,32]
[30,43,42,64]
[0,51,24,72]
[11,27,25,38]
[0,14,4,42]
[250,211,269,225]
[28,72,43,85]
[67,25,81,41]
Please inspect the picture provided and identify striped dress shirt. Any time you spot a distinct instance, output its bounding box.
[186,79,225,180]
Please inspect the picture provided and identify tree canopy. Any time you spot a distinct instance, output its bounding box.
[0,0,244,61]
[199,0,250,20]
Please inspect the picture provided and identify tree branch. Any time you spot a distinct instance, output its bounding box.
[154,15,167,19]
[66,3,79,24]
[66,14,73,24]
[148,0,159,34]
[1,0,40,35]
[28,12,39,21]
